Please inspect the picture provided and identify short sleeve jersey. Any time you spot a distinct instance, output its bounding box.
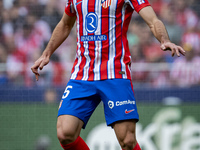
[65,0,150,81]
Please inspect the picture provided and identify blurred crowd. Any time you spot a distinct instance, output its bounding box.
[0,0,200,88]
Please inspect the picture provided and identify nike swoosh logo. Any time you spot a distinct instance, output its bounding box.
[75,1,82,5]
[125,109,135,114]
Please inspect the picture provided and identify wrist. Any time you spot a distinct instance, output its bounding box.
[161,38,171,45]
[42,50,51,59]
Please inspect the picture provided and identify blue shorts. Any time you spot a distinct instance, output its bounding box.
[58,79,139,129]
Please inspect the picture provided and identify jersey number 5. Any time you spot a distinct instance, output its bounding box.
[62,85,73,99]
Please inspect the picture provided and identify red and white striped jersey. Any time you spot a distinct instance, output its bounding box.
[65,0,150,81]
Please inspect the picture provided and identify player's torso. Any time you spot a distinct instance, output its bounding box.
[70,0,133,81]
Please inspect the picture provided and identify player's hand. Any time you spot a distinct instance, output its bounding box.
[160,42,186,57]
[31,55,50,81]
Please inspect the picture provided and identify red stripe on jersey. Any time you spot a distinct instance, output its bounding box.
[88,53,95,80]
[122,5,133,79]
[100,7,109,80]
[114,0,123,78]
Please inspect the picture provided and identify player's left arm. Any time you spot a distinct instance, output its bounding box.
[139,6,185,57]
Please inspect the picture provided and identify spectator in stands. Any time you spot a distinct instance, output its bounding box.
[149,0,167,16]
[131,44,149,86]
[127,20,140,50]
[28,0,44,19]
[170,43,200,87]
[0,0,3,41]
[56,0,68,15]
[0,44,8,84]
[50,54,65,86]
[173,0,199,30]
[181,19,200,56]
[14,14,51,57]
[6,36,26,85]
[161,5,183,45]
[181,30,200,56]
[128,20,150,85]
[10,0,29,29]
[41,0,61,32]
[1,9,14,39]
[0,0,3,16]
[188,0,200,18]
[0,44,7,63]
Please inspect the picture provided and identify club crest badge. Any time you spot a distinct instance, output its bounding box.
[138,0,145,5]
[101,0,111,8]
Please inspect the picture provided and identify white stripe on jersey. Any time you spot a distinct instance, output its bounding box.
[107,0,117,79]
[94,0,102,80]
[82,0,90,80]
[121,4,127,79]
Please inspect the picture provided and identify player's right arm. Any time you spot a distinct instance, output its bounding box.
[31,13,76,81]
